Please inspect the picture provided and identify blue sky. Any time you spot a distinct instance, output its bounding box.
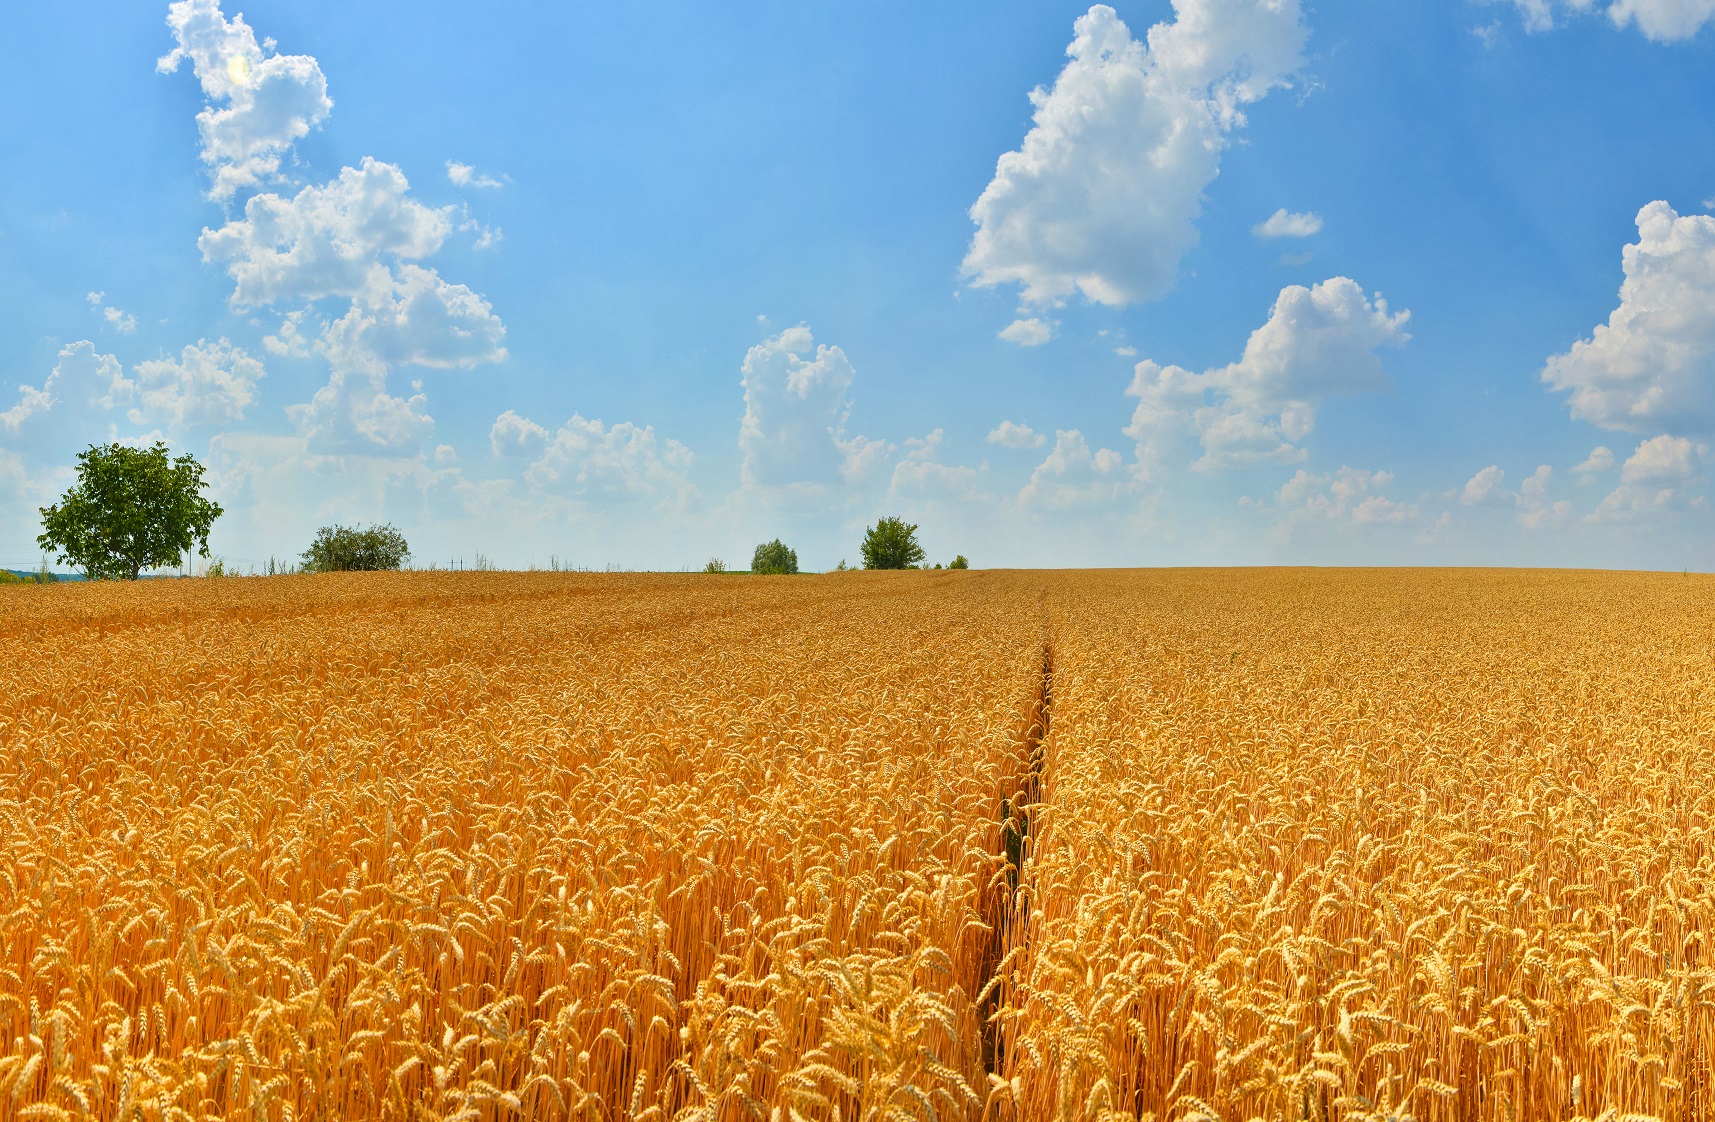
[3,0,1714,572]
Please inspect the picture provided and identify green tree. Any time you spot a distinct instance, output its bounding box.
[37,442,223,580]
[860,516,925,570]
[302,523,412,572]
[948,555,969,570]
[751,538,799,575]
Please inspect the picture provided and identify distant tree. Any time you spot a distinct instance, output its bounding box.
[948,555,969,570]
[752,538,799,575]
[302,523,411,572]
[860,516,925,570]
[38,441,223,580]
[703,558,728,574]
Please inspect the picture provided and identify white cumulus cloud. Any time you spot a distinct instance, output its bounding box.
[998,317,1054,346]
[1542,203,1715,433]
[963,1,1307,308]
[1126,277,1410,471]
[193,139,503,456]
[1252,209,1323,239]
[986,420,1047,449]
[1460,464,1507,505]
[200,158,454,307]
[1591,434,1705,519]
[493,412,695,507]
[158,0,334,199]
[1574,445,1616,474]
[1277,466,1416,524]
[1492,0,1715,40]
[447,161,504,190]
[739,326,883,491]
[131,339,265,428]
[1,342,133,438]
[1019,429,1128,508]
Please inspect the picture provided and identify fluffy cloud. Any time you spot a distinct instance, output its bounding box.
[1458,464,1572,527]
[739,326,883,491]
[1019,429,1128,508]
[87,292,138,334]
[319,265,506,374]
[179,29,506,461]
[130,339,265,428]
[1574,445,1616,475]
[200,159,454,307]
[1591,434,1705,518]
[986,420,1046,449]
[1126,277,1410,470]
[287,372,433,456]
[1277,466,1416,524]
[1542,203,1715,433]
[1493,0,1715,40]
[890,430,988,501]
[158,0,334,199]
[1515,465,1573,529]
[447,161,504,190]
[998,317,1054,346]
[1252,209,1323,239]
[492,411,695,506]
[1460,464,1507,505]
[0,342,133,441]
[963,1,1307,308]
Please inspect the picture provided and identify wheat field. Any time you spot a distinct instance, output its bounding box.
[2,569,1712,1121]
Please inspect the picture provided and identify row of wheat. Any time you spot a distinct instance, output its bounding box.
[3,569,1711,1120]
[993,569,1715,1122]
[0,572,1042,1120]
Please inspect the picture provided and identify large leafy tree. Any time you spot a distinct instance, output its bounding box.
[751,538,799,575]
[302,524,412,572]
[38,442,223,580]
[860,516,925,570]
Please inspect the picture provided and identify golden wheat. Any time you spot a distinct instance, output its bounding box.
[3,569,1712,1120]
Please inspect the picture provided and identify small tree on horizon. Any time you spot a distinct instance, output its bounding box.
[948,555,969,569]
[302,524,411,572]
[752,539,799,575]
[38,442,223,580]
[860,516,925,570]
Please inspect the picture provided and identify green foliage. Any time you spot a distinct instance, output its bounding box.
[860,516,925,570]
[834,559,849,571]
[0,571,23,586]
[751,539,799,575]
[206,558,228,578]
[37,442,223,580]
[301,523,411,573]
[702,558,728,574]
[949,555,969,570]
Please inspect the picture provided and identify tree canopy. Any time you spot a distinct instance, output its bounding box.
[752,539,799,575]
[860,516,925,570]
[37,442,223,580]
[302,524,412,572]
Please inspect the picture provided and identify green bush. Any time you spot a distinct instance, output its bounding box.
[752,539,799,575]
[302,523,411,573]
[703,558,728,574]
[949,555,969,570]
[860,516,925,570]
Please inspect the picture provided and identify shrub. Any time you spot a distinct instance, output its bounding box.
[703,558,728,574]
[860,517,925,570]
[949,555,969,570]
[302,523,411,573]
[752,539,799,575]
